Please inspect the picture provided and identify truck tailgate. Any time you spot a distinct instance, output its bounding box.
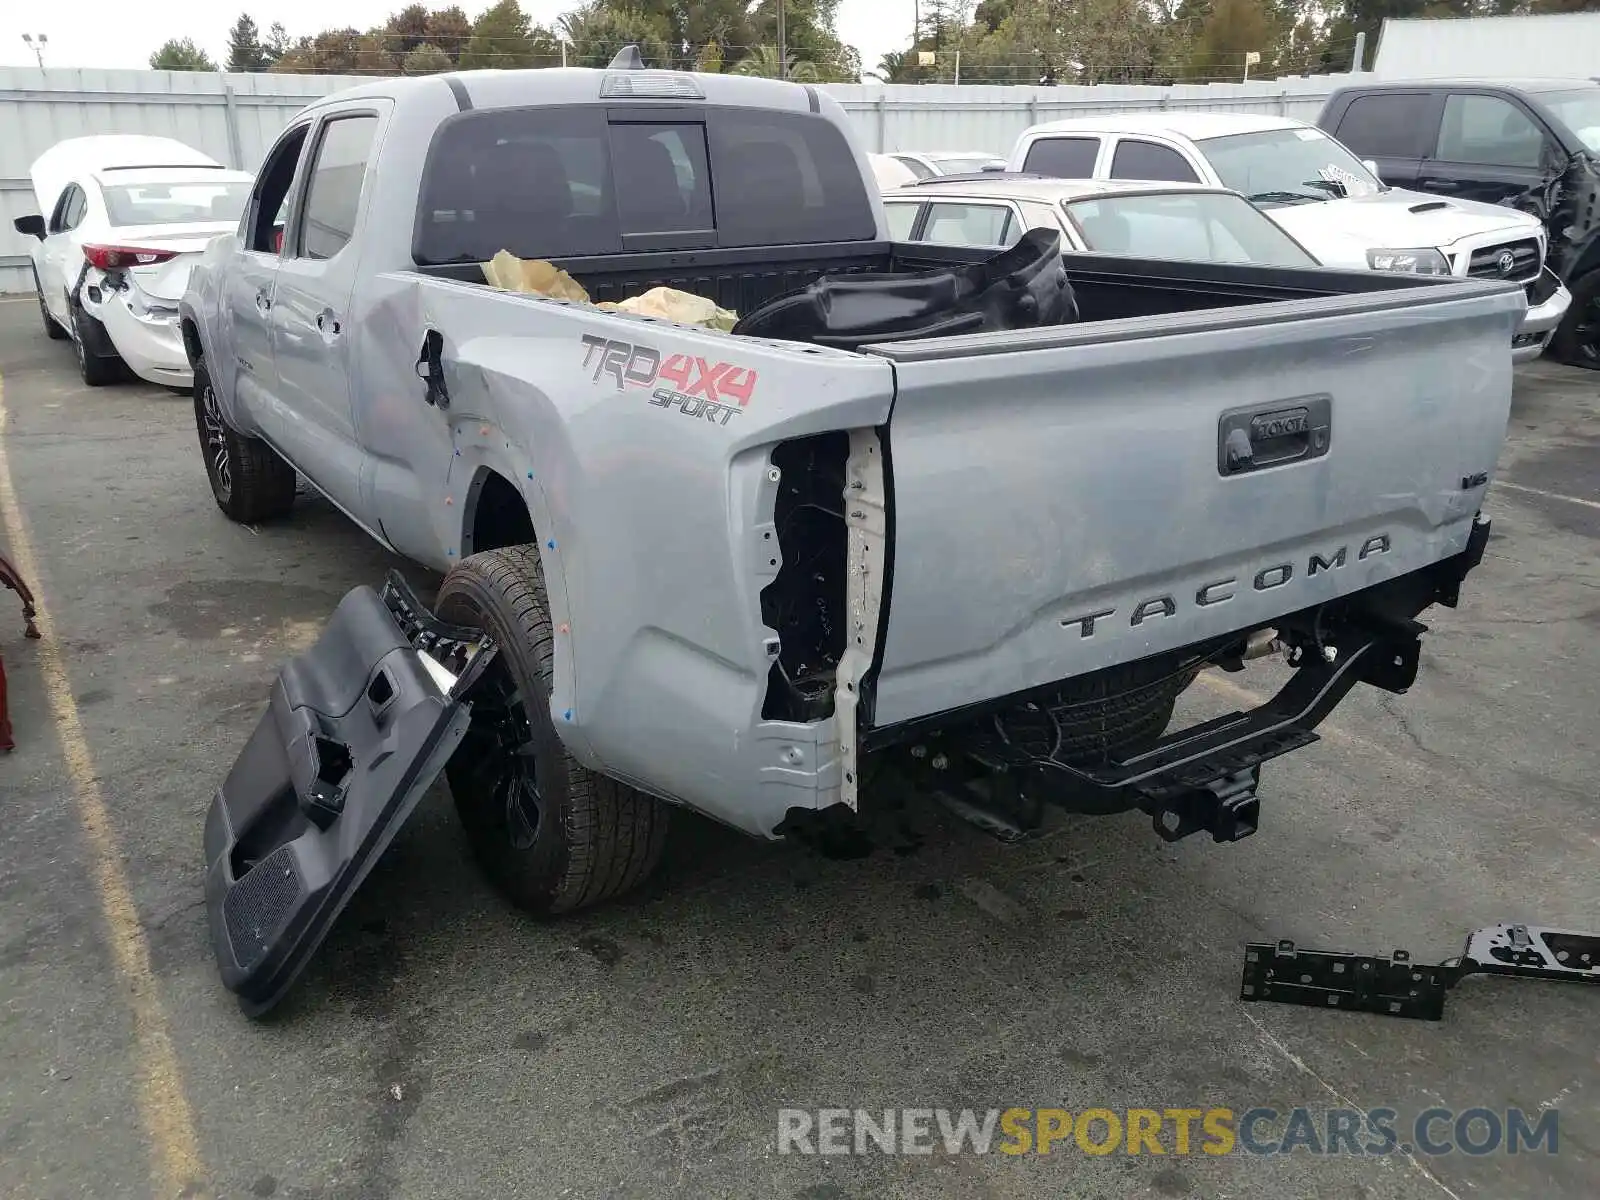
[862,282,1523,728]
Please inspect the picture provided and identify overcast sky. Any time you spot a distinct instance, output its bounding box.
[0,0,919,77]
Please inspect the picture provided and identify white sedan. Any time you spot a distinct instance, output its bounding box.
[12,135,254,390]
[882,173,1323,269]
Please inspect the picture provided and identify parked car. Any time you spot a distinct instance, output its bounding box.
[1318,77,1600,368]
[882,174,1322,269]
[867,153,920,189]
[181,55,1514,1014]
[1006,112,1571,364]
[890,150,1007,178]
[11,135,254,389]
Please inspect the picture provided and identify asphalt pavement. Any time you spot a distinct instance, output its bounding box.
[1,294,1597,1200]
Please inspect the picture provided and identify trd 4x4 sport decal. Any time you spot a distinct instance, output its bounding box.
[579,334,759,427]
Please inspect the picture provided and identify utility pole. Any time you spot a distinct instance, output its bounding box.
[778,0,786,80]
[21,33,47,69]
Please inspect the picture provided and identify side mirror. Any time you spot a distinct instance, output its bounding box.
[13,214,46,240]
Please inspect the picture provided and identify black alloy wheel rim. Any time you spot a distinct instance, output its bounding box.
[457,652,543,850]
[200,384,232,498]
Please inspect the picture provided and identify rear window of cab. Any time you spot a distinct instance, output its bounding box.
[414,104,877,264]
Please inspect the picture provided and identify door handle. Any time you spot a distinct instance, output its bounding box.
[315,309,342,337]
[1218,396,1332,477]
[1420,178,1460,190]
[255,289,272,313]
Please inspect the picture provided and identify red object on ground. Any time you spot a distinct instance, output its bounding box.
[1,648,11,753]
[0,549,42,753]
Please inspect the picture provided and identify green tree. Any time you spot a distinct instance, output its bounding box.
[559,3,672,69]
[1187,0,1275,79]
[428,7,473,61]
[226,14,269,71]
[150,38,218,71]
[733,46,821,80]
[262,22,292,68]
[403,42,455,73]
[695,39,725,72]
[270,27,391,74]
[747,0,858,79]
[460,0,561,69]
[870,49,923,82]
[384,3,434,59]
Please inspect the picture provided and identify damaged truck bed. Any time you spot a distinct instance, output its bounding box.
[180,55,1529,1013]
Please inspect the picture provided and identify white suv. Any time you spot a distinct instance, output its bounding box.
[1006,112,1571,363]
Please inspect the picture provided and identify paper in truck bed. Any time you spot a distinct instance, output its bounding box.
[481,250,738,330]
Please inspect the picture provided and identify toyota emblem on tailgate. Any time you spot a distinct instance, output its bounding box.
[1496,250,1517,275]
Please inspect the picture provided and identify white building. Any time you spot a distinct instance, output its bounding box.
[1374,13,1600,79]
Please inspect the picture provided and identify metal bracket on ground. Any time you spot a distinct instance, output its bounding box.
[1240,923,1600,1021]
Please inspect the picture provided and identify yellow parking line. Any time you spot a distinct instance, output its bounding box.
[0,375,206,1199]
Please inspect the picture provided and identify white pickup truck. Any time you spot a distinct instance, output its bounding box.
[1007,112,1571,362]
[181,56,1519,1014]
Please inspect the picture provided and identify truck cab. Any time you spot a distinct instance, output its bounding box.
[1318,78,1600,367]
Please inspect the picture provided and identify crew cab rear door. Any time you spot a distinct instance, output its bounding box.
[859,278,1524,729]
[270,106,389,517]
[226,121,312,433]
[203,576,491,1016]
[1322,91,1440,190]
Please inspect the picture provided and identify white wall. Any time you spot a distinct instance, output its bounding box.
[1,66,1365,293]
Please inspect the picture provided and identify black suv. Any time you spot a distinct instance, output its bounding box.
[1319,78,1600,368]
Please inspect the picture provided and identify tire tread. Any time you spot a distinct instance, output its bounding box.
[439,545,667,915]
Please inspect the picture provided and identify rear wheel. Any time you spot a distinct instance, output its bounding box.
[33,268,66,340]
[191,356,297,523]
[1551,268,1600,370]
[435,545,669,915]
[70,303,121,386]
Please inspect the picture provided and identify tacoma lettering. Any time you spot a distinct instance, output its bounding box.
[1060,536,1392,638]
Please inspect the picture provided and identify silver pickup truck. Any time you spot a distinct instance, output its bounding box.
[183,56,1522,1014]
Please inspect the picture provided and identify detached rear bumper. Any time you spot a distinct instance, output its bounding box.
[1512,269,1570,363]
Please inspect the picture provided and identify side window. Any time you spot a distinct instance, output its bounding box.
[58,186,87,232]
[884,202,921,241]
[246,125,309,254]
[1021,137,1100,178]
[1333,94,1435,157]
[894,155,935,179]
[1110,140,1201,182]
[50,185,85,233]
[608,122,713,235]
[298,114,379,261]
[297,115,377,260]
[1435,94,1545,168]
[48,187,71,233]
[919,202,1017,247]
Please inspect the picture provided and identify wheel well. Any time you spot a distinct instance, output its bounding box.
[468,470,537,554]
[181,318,202,367]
